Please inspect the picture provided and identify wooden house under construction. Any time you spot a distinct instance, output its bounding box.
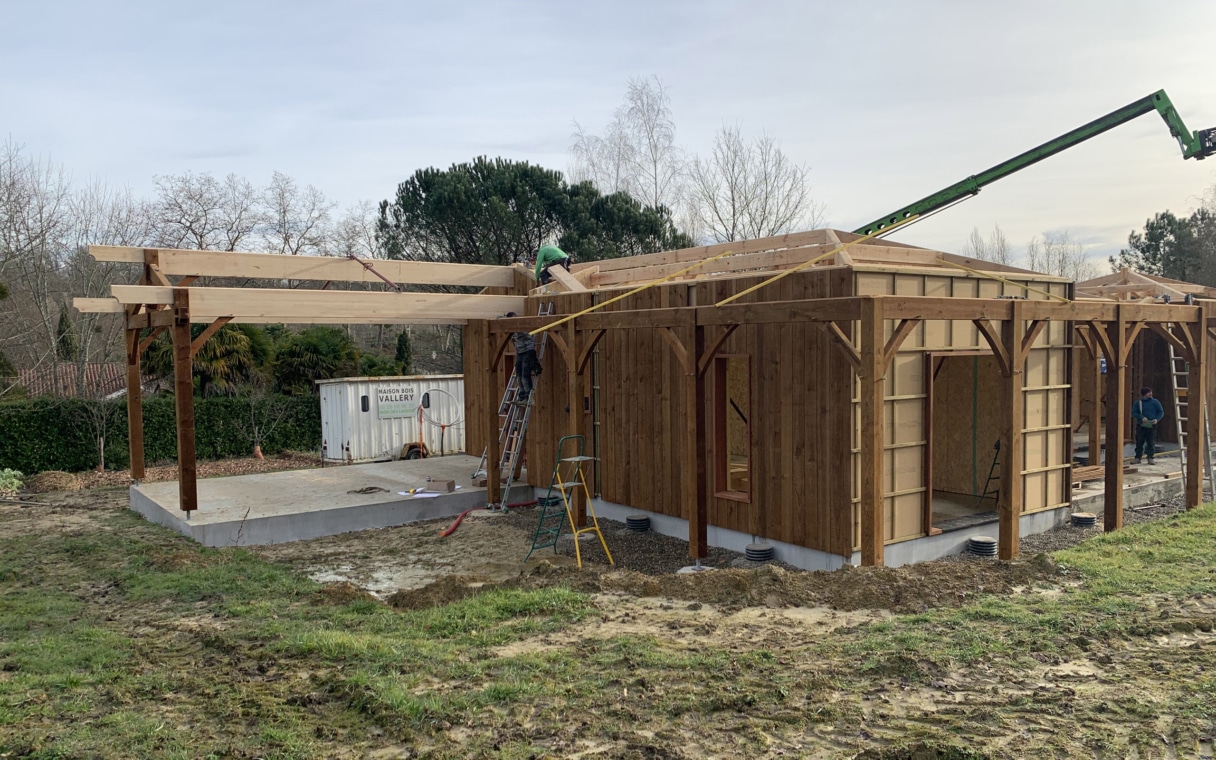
[467,230,1095,569]
[73,231,1211,568]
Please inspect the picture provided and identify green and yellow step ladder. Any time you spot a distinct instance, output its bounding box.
[525,435,614,568]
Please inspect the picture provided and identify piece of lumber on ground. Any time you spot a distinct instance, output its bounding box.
[1070,465,1105,484]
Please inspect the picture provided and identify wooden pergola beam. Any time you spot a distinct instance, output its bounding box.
[90,246,517,288]
[108,285,523,322]
[859,297,886,566]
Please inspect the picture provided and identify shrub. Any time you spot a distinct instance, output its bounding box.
[0,394,321,474]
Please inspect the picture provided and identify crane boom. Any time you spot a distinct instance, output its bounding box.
[854,90,1216,237]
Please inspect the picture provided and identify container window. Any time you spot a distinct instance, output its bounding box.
[360,395,370,413]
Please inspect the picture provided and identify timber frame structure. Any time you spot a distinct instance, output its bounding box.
[75,233,1213,567]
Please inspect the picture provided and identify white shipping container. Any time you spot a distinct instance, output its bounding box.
[317,375,466,463]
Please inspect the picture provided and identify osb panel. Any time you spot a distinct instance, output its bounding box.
[892,492,924,540]
[932,354,1004,498]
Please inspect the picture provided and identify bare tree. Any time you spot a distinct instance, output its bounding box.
[152,171,262,251]
[688,126,825,243]
[1025,231,1100,281]
[570,75,686,214]
[262,171,334,256]
[962,224,1014,265]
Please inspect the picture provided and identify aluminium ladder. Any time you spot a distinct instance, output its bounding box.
[1167,338,1215,497]
[528,434,613,568]
[473,302,554,509]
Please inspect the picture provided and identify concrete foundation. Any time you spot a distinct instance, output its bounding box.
[131,455,488,547]
[586,471,1188,571]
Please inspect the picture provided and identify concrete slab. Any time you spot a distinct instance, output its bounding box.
[131,455,489,547]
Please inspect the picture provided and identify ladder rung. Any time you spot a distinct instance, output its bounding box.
[557,481,582,489]
[561,456,597,462]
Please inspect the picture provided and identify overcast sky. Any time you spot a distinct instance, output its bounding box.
[3,0,1214,267]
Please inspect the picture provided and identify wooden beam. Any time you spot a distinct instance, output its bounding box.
[683,324,709,561]
[1020,319,1047,357]
[1104,312,1128,532]
[546,264,589,292]
[1123,321,1146,357]
[698,297,863,326]
[577,329,606,375]
[1185,306,1208,510]
[565,322,587,528]
[589,244,832,286]
[91,246,517,288]
[974,319,1012,377]
[73,297,124,313]
[171,290,197,514]
[124,328,145,481]
[570,229,834,275]
[190,317,233,358]
[1148,322,1189,360]
[109,285,523,322]
[859,298,886,566]
[658,326,694,375]
[818,321,861,370]
[485,331,503,507]
[127,310,175,330]
[697,324,739,377]
[138,326,166,355]
[883,318,921,369]
[998,302,1027,561]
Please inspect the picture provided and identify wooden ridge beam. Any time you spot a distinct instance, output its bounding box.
[90,246,517,288]
[571,230,836,275]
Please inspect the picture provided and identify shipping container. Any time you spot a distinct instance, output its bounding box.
[316,375,466,463]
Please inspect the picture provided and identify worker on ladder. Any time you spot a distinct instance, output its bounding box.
[505,312,542,400]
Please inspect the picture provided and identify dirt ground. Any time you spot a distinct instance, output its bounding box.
[4,485,1214,758]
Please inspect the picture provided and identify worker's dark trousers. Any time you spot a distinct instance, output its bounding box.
[1135,425,1157,461]
[515,350,541,397]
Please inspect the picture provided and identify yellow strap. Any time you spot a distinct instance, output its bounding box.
[528,249,738,335]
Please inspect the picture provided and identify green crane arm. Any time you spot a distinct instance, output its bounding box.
[854,90,1216,237]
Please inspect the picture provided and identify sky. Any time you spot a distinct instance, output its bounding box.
[3,0,1215,268]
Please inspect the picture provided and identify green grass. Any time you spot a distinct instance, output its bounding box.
[2,502,1215,757]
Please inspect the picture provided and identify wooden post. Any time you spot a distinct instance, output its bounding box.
[1185,309,1206,510]
[566,322,587,528]
[684,325,708,561]
[859,298,885,567]
[171,290,197,513]
[1104,313,1128,531]
[998,303,1026,561]
[124,327,146,481]
[1089,341,1103,467]
[486,329,503,508]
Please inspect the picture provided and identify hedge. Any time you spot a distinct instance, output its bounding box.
[0,394,321,474]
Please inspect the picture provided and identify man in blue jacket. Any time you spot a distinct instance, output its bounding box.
[1132,386,1165,465]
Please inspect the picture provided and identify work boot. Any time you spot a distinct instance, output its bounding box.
[1133,458,1142,464]
[1147,458,1155,465]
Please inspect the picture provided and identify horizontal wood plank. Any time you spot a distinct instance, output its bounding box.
[90,246,517,288]
[109,285,522,320]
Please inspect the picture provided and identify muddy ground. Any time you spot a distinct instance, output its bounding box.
[3,487,1213,758]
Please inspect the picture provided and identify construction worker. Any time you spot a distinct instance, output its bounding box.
[1132,386,1164,465]
[504,312,541,399]
[533,244,571,285]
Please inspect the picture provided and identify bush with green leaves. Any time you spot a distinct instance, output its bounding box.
[0,395,321,474]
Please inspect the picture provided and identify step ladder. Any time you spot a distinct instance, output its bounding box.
[523,495,567,562]
[531,435,613,569]
[975,440,1001,510]
[473,302,554,509]
[1167,340,1214,496]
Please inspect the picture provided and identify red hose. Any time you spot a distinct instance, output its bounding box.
[440,499,537,538]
